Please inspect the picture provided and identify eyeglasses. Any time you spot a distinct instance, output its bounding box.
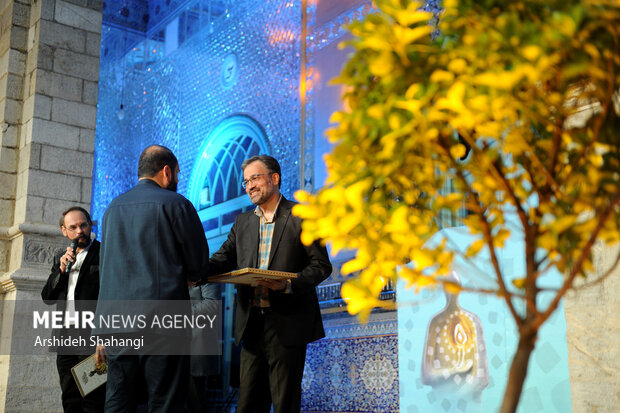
[64,222,90,233]
[241,173,272,189]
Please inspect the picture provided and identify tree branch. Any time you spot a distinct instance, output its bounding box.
[438,134,523,326]
[539,189,620,325]
[573,245,620,291]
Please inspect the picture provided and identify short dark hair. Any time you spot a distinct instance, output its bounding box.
[241,155,282,188]
[59,206,92,228]
[137,145,178,178]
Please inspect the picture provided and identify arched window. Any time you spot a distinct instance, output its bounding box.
[189,115,271,243]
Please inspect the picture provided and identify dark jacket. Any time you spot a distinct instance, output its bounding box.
[42,239,101,307]
[96,179,209,335]
[209,197,332,346]
[41,239,100,353]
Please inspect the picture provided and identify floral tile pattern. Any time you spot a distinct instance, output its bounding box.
[302,335,399,413]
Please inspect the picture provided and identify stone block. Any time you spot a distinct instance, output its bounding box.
[15,167,27,198]
[8,48,25,75]
[59,0,87,8]
[4,98,21,123]
[26,169,81,202]
[37,43,54,71]
[22,69,32,99]
[33,68,54,96]
[78,127,94,152]
[40,0,55,22]
[10,25,27,51]
[3,120,18,146]
[0,30,10,57]
[18,115,32,147]
[0,198,13,225]
[42,197,85,226]
[36,386,63,413]
[0,145,16,172]
[6,72,23,100]
[53,48,99,81]
[0,49,9,74]
[27,24,37,52]
[34,94,52,119]
[5,385,45,412]
[55,0,102,34]
[13,194,26,222]
[82,80,97,105]
[38,19,84,53]
[22,70,37,99]
[51,98,96,129]
[28,0,42,26]
[35,69,82,102]
[25,43,38,74]
[11,2,29,28]
[21,93,34,119]
[22,355,58,387]
[81,176,91,203]
[0,72,7,98]
[26,69,36,96]
[0,3,12,33]
[19,142,41,172]
[0,239,8,272]
[87,0,104,11]
[0,170,16,198]
[31,118,80,149]
[85,31,100,57]
[8,231,24,269]
[40,145,93,177]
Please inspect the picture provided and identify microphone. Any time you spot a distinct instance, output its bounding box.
[65,239,79,274]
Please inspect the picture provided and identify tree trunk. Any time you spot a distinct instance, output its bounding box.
[499,328,538,413]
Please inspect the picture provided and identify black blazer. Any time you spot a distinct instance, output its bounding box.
[42,239,101,308]
[209,197,332,346]
[41,240,100,353]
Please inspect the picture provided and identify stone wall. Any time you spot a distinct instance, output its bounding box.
[565,242,620,413]
[0,1,102,411]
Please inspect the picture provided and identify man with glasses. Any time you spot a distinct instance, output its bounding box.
[209,155,332,413]
[97,145,209,412]
[42,206,105,412]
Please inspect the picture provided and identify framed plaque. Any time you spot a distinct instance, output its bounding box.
[71,354,107,397]
[210,268,297,286]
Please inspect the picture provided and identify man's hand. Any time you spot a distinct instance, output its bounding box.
[95,344,106,365]
[255,278,287,291]
[60,246,76,274]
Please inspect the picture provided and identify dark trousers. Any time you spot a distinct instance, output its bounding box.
[56,354,106,413]
[104,339,189,413]
[236,308,308,413]
[186,375,207,413]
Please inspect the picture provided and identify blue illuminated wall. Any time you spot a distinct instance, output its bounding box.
[92,0,303,230]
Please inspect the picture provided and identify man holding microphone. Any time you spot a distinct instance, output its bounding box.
[42,206,105,413]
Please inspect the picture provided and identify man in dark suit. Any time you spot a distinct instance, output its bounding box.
[97,145,209,413]
[209,155,332,413]
[42,206,105,413]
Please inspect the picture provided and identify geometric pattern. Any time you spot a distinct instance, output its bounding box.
[302,335,399,412]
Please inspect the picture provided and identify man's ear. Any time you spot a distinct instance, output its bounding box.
[162,165,172,181]
[272,173,280,187]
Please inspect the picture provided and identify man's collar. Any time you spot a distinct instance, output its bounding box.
[138,178,161,187]
[254,194,283,223]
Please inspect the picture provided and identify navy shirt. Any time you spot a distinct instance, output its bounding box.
[98,179,209,302]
